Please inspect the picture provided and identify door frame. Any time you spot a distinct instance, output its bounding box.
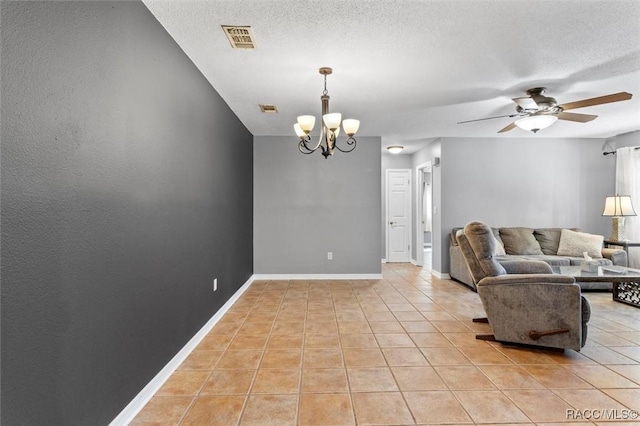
[415,161,434,267]
[385,168,412,263]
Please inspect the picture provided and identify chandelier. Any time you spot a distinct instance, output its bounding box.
[294,67,360,159]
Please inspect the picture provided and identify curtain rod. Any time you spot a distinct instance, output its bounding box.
[603,146,640,156]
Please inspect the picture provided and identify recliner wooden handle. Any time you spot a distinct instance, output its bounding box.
[529,329,570,340]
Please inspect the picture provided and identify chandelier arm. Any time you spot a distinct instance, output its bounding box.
[304,126,327,152]
[298,140,316,154]
[299,136,319,154]
[334,136,357,153]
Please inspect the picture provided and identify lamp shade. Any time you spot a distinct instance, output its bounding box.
[515,114,558,132]
[342,119,360,136]
[293,123,307,138]
[323,113,342,131]
[602,195,637,217]
[297,115,315,133]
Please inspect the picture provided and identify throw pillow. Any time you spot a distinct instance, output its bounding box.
[491,231,506,256]
[534,228,579,255]
[499,227,543,255]
[556,229,604,259]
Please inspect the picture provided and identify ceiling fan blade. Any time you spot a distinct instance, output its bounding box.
[498,122,517,133]
[457,113,520,124]
[512,97,538,110]
[556,112,598,123]
[559,92,632,111]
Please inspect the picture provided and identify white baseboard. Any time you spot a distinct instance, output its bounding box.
[431,270,451,279]
[252,273,383,280]
[381,259,387,263]
[109,274,255,426]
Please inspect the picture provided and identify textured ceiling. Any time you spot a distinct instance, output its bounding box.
[142,0,640,153]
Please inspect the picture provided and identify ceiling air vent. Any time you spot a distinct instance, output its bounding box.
[221,25,257,49]
[259,104,278,113]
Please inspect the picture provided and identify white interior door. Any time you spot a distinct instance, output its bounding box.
[387,169,411,262]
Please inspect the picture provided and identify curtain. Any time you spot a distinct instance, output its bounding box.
[616,147,640,268]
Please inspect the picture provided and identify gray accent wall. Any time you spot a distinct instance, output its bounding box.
[254,136,381,274]
[1,2,253,424]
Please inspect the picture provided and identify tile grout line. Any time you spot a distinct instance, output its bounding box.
[136,266,639,426]
[177,281,263,426]
[235,279,277,426]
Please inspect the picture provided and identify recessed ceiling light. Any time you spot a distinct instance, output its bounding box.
[387,146,404,154]
[221,25,257,49]
[259,104,278,113]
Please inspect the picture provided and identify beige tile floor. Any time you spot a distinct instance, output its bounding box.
[131,263,640,425]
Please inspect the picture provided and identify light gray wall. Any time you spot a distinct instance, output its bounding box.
[381,153,412,260]
[254,136,381,274]
[439,137,615,273]
[1,2,253,424]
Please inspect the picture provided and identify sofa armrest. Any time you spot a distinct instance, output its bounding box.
[500,260,553,275]
[602,248,627,267]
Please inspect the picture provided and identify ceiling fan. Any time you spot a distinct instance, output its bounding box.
[458,88,633,133]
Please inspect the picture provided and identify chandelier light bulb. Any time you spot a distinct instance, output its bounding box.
[342,119,360,136]
[323,113,342,131]
[297,115,315,133]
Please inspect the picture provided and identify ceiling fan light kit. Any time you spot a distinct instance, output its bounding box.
[458,87,632,134]
[514,114,558,133]
[295,67,360,159]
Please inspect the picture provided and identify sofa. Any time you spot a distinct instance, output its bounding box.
[450,226,627,291]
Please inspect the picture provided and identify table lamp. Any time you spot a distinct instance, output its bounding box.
[602,195,637,241]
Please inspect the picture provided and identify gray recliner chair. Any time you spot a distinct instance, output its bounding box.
[457,221,590,351]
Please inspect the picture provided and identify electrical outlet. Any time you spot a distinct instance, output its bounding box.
[213,278,218,292]
[327,252,333,260]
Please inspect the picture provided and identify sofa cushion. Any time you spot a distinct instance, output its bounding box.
[450,228,463,246]
[557,229,604,259]
[534,228,578,255]
[499,227,544,255]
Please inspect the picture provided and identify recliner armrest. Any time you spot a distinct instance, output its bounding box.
[477,274,576,287]
[500,260,553,275]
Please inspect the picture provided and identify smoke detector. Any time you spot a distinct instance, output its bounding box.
[221,26,257,49]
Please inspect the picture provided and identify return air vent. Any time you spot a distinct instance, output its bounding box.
[259,104,278,113]
[221,25,257,49]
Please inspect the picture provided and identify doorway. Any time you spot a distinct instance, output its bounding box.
[416,162,433,269]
